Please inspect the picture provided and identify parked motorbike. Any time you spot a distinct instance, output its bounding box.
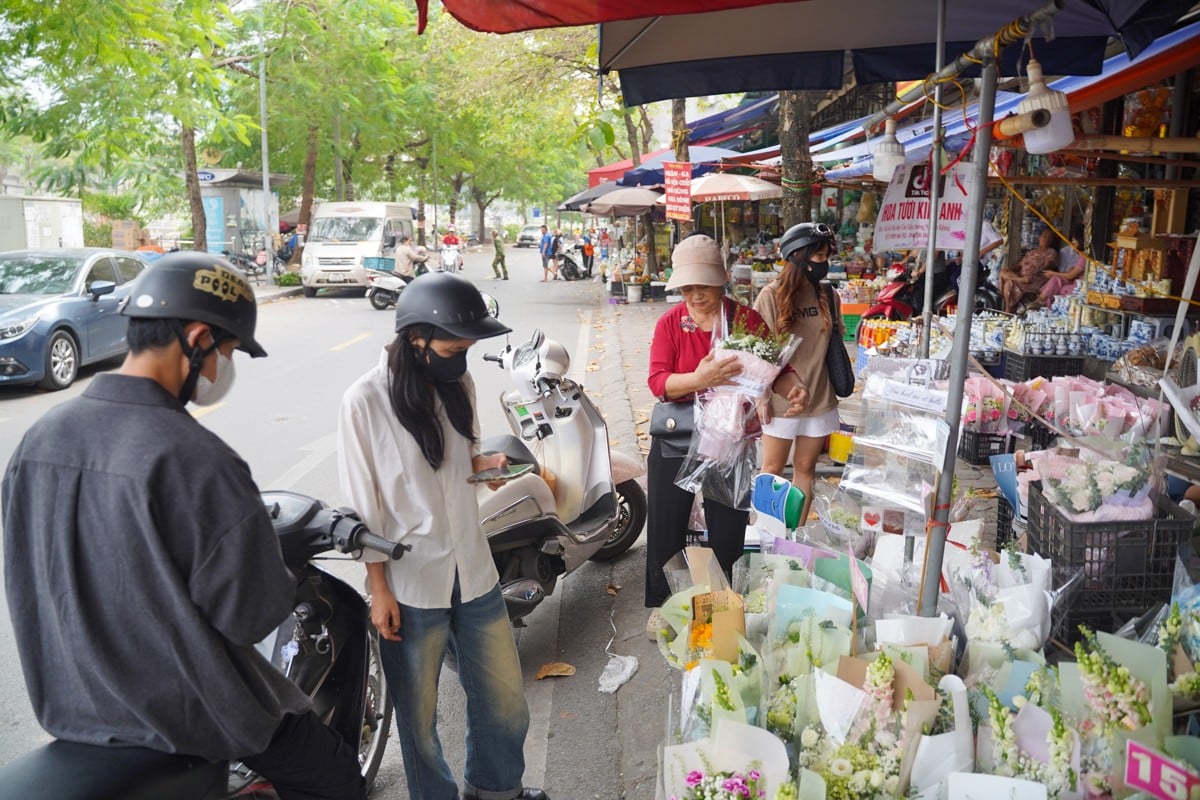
[0,492,405,799]
[558,243,592,282]
[932,257,1002,316]
[366,269,412,311]
[860,262,918,324]
[476,306,647,625]
[440,245,462,273]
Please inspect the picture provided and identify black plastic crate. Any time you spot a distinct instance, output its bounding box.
[958,430,1016,466]
[996,496,1016,550]
[1003,350,1085,381]
[1025,421,1057,451]
[1026,481,1191,625]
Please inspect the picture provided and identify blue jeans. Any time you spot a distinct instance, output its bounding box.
[379,579,530,800]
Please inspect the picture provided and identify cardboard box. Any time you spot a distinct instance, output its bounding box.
[111,220,140,250]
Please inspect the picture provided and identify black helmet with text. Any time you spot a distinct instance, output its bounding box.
[120,251,266,357]
[393,272,511,340]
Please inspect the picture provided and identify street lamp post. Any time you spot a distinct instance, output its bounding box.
[259,1,274,281]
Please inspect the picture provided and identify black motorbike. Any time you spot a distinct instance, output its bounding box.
[933,257,1002,316]
[558,243,593,281]
[0,492,406,800]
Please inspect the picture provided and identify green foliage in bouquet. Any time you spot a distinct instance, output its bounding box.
[719,316,793,364]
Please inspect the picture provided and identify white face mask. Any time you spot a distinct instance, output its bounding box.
[193,350,236,406]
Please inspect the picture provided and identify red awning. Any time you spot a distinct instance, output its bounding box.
[416,0,774,34]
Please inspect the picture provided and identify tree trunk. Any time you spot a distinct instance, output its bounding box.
[622,107,642,167]
[779,91,814,228]
[343,130,361,202]
[296,122,319,264]
[332,114,344,201]
[181,124,206,252]
[672,98,693,237]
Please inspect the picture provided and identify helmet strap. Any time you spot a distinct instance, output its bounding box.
[174,322,220,405]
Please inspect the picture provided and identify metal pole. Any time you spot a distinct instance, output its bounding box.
[918,58,997,617]
[919,0,947,359]
[432,135,439,239]
[259,1,273,281]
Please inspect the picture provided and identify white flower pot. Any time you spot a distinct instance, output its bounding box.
[627,284,644,302]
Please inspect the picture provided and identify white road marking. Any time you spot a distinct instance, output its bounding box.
[521,581,562,791]
[265,433,338,491]
[568,310,594,384]
[190,402,224,419]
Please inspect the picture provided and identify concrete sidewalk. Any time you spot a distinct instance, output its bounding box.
[251,281,303,305]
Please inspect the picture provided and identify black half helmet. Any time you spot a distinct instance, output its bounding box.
[779,222,836,261]
[393,272,511,339]
[119,251,267,357]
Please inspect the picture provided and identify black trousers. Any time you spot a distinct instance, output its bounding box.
[242,711,367,800]
[644,436,749,607]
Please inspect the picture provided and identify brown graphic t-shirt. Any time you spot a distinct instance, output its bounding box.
[754,277,839,419]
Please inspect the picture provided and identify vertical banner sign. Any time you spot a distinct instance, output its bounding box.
[662,162,692,222]
[873,162,977,251]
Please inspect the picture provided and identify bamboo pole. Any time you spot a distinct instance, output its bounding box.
[1070,135,1200,154]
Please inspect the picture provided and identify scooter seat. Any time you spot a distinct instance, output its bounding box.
[0,740,227,800]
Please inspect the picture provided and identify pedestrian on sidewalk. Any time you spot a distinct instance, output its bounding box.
[581,229,595,276]
[538,225,558,282]
[337,272,549,800]
[643,235,806,633]
[754,222,839,525]
[491,229,509,279]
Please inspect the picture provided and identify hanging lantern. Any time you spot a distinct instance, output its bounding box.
[1016,57,1075,155]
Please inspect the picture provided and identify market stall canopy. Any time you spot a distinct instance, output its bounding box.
[821,18,1200,180]
[687,173,783,203]
[416,0,1191,106]
[618,146,742,187]
[584,187,664,217]
[558,182,623,212]
[686,94,779,144]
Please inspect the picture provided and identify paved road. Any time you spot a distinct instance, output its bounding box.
[0,244,673,799]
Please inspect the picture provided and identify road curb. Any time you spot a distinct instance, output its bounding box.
[254,287,303,305]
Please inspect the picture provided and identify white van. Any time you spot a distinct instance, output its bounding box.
[299,202,415,296]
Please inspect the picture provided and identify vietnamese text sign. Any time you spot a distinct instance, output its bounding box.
[873,163,977,252]
[663,162,692,222]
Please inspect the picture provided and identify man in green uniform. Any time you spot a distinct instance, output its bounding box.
[492,229,509,279]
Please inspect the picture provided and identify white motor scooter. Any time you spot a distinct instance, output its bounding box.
[365,269,410,310]
[476,318,647,625]
[439,244,462,272]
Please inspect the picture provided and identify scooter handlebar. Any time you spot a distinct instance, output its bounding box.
[482,354,503,365]
[330,508,410,560]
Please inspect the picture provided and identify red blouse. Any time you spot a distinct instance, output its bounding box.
[647,298,771,401]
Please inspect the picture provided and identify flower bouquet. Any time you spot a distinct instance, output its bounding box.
[675,309,799,509]
[1040,448,1153,522]
[662,719,791,800]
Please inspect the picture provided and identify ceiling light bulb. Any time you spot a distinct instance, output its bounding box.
[872,118,906,183]
[1016,57,1074,155]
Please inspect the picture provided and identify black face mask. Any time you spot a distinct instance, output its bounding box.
[423,348,468,383]
[805,259,830,283]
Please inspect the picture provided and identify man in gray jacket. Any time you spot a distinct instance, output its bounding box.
[396,234,429,278]
[2,252,365,799]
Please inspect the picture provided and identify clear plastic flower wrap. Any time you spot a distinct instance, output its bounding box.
[674,306,800,510]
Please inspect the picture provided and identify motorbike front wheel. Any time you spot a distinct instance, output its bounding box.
[368,290,394,311]
[589,480,647,562]
[358,631,392,789]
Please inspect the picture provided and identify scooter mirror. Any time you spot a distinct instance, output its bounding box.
[480,292,500,319]
[529,329,546,350]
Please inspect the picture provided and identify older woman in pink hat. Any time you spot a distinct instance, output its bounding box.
[643,234,808,636]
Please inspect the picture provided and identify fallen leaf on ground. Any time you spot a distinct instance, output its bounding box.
[609,439,619,446]
[606,584,622,596]
[536,662,577,680]
[586,362,599,372]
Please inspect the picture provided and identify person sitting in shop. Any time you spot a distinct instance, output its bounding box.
[1000,227,1058,314]
[1038,232,1087,303]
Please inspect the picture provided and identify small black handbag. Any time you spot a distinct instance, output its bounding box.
[823,284,855,398]
[649,401,695,459]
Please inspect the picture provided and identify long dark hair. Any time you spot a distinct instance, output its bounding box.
[775,240,832,334]
[387,325,477,470]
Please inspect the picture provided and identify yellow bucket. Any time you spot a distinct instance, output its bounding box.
[828,428,854,463]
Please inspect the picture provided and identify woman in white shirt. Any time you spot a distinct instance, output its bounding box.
[337,272,549,800]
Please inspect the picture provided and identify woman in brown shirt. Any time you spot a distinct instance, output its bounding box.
[753,222,841,523]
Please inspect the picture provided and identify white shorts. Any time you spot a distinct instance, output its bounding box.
[762,408,840,440]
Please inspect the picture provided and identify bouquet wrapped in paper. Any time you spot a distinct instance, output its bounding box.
[1039,444,1153,522]
[661,719,791,800]
[676,307,800,508]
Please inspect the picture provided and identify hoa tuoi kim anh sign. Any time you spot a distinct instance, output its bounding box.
[662,162,692,222]
[873,163,977,252]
